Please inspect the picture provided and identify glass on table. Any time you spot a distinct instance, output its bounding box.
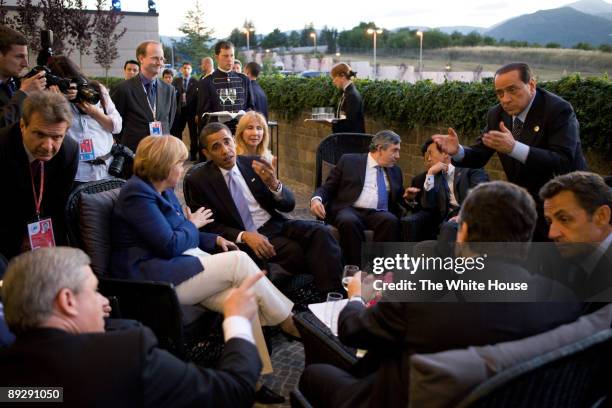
[342,265,360,291]
[325,292,343,335]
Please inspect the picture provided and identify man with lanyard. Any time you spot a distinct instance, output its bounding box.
[0,25,47,129]
[0,91,78,260]
[111,41,176,153]
[196,41,254,135]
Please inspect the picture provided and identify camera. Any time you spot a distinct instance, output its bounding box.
[23,30,101,105]
[108,144,135,178]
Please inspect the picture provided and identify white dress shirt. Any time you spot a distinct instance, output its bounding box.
[353,153,390,210]
[423,163,459,207]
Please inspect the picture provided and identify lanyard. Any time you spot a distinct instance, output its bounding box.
[30,161,45,219]
[141,80,157,121]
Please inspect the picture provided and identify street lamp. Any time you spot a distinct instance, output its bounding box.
[416,30,424,80]
[242,27,254,51]
[367,27,383,79]
[310,32,317,54]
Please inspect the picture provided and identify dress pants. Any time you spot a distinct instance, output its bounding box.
[175,250,294,374]
[256,219,343,292]
[334,207,400,267]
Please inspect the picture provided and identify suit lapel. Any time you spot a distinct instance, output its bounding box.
[209,164,244,228]
[519,89,544,146]
[358,154,368,189]
[130,77,153,122]
[237,157,268,208]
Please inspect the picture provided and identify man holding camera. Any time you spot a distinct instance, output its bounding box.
[0,26,47,128]
[0,92,78,260]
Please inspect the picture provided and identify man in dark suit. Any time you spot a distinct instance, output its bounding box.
[171,62,199,160]
[244,62,268,120]
[433,62,587,241]
[111,41,176,152]
[0,92,78,260]
[299,181,583,408]
[185,122,342,292]
[0,25,47,128]
[196,41,254,135]
[0,247,262,407]
[311,130,407,267]
[541,171,612,301]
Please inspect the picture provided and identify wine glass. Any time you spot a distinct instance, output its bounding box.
[342,265,360,291]
[218,88,229,110]
[227,88,237,107]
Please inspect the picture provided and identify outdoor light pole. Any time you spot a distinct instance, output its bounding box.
[310,32,317,54]
[367,27,383,79]
[242,27,254,51]
[416,30,424,80]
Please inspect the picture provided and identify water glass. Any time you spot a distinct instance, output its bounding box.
[325,292,343,335]
[342,265,360,291]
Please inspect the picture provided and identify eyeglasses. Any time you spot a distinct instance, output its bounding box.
[148,56,165,63]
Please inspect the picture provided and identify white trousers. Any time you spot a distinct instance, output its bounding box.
[175,250,294,374]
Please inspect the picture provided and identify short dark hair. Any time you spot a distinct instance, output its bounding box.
[123,60,140,69]
[459,181,537,242]
[245,62,261,78]
[495,62,532,84]
[421,137,434,156]
[162,68,173,77]
[200,122,231,149]
[181,62,192,67]
[214,40,234,55]
[0,25,27,54]
[539,171,612,224]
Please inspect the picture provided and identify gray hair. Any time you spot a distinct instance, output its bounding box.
[369,130,401,152]
[2,247,91,334]
[22,91,72,126]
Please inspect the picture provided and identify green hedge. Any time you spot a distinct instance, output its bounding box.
[258,74,612,155]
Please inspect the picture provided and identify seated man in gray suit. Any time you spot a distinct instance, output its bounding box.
[0,247,262,407]
[111,41,176,153]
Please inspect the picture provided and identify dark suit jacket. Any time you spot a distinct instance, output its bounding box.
[196,70,254,125]
[423,166,489,220]
[184,156,295,242]
[332,83,365,134]
[172,76,199,115]
[110,175,217,285]
[0,78,27,129]
[313,153,405,220]
[335,274,583,408]
[0,123,78,260]
[456,87,587,200]
[0,327,261,407]
[251,79,269,120]
[111,76,176,151]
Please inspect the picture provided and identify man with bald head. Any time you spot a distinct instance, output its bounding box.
[0,91,78,260]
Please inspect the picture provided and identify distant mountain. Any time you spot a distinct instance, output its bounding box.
[485,7,612,47]
[567,0,612,15]
[601,11,612,18]
[435,26,487,35]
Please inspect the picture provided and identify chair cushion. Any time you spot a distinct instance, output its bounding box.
[79,188,121,276]
[408,304,612,408]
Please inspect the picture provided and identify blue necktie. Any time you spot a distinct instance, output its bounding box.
[376,166,388,211]
[228,170,257,231]
[144,81,155,107]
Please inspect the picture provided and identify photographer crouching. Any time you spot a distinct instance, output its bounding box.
[46,56,123,183]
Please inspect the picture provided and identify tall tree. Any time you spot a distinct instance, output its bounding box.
[39,0,73,55]
[66,0,95,68]
[173,0,213,64]
[321,26,338,54]
[93,0,126,78]
[9,0,41,56]
[261,28,287,49]
[300,23,314,46]
[287,30,300,48]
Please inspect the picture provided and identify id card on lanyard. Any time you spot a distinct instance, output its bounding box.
[27,161,56,250]
[143,80,162,136]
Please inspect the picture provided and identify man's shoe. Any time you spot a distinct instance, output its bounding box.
[255,385,286,404]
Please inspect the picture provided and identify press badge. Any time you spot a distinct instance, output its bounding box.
[27,217,56,250]
[79,138,95,161]
[149,121,162,136]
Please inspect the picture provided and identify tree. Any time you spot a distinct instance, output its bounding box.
[321,26,338,54]
[9,0,41,56]
[93,0,126,78]
[229,28,244,47]
[300,23,314,46]
[173,0,213,65]
[261,28,287,49]
[287,30,300,48]
[65,0,95,68]
[0,0,11,26]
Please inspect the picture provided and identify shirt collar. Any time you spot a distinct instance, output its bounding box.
[367,153,380,169]
[217,67,231,74]
[22,141,36,163]
[514,92,536,123]
[446,163,455,178]
[139,73,156,87]
[580,231,612,276]
[343,81,352,91]
[219,164,238,178]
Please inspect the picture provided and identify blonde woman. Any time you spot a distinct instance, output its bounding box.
[110,135,298,402]
[330,62,365,133]
[235,111,274,163]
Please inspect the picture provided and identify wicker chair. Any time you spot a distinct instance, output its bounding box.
[314,133,374,190]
